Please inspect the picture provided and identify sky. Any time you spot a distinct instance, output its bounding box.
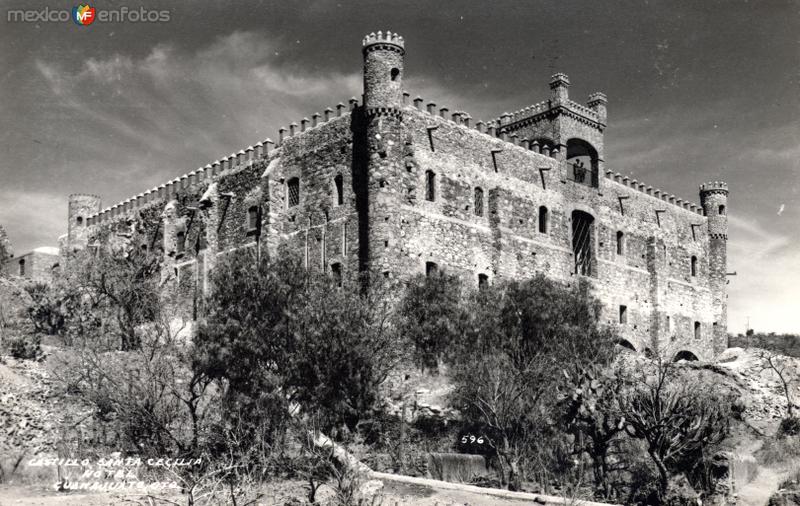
[0,0,797,333]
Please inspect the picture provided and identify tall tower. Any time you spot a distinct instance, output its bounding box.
[359,31,407,276]
[67,194,101,253]
[699,181,729,354]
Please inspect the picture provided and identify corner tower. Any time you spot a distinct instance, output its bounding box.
[67,193,101,253]
[362,31,405,114]
[358,31,407,276]
[699,181,729,354]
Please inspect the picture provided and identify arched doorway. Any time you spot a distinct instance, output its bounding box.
[566,138,599,188]
[673,350,699,362]
[615,339,636,352]
[571,210,596,277]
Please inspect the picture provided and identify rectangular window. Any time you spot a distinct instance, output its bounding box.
[331,262,342,287]
[287,178,300,208]
[694,321,701,340]
[478,273,488,288]
[474,188,484,216]
[425,171,436,201]
[619,305,628,324]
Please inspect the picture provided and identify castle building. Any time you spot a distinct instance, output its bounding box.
[2,247,61,281]
[70,32,729,360]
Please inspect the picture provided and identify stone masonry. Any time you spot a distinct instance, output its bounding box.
[68,31,729,360]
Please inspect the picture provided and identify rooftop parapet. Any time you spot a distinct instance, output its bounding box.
[699,181,729,194]
[362,30,405,51]
[603,170,703,215]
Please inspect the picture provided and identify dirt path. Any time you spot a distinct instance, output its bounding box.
[737,464,785,506]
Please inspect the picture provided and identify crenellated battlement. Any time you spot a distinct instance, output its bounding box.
[699,181,729,194]
[86,100,356,226]
[362,30,405,51]
[604,170,704,215]
[405,92,563,160]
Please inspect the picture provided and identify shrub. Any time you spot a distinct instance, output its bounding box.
[779,417,800,437]
[8,333,42,360]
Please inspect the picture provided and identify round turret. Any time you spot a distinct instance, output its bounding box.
[67,193,102,251]
[699,181,729,239]
[362,31,405,114]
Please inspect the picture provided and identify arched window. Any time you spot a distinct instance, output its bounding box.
[474,187,484,216]
[247,205,259,232]
[76,216,84,226]
[718,204,726,215]
[694,321,701,340]
[425,171,436,201]
[616,231,625,255]
[425,261,438,277]
[390,67,400,81]
[287,177,300,208]
[176,231,185,256]
[538,206,549,234]
[18,259,25,276]
[690,255,698,276]
[478,273,489,288]
[334,174,344,206]
[566,138,599,188]
[619,305,628,324]
[571,210,596,277]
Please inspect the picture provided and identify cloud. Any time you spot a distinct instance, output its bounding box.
[0,189,66,256]
[727,215,800,334]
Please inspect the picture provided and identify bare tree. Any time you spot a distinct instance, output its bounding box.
[756,349,797,420]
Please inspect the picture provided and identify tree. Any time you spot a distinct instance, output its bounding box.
[560,363,628,499]
[51,247,216,459]
[0,224,12,270]
[396,273,463,371]
[449,275,618,490]
[756,349,798,423]
[620,357,732,498]
[195,248,404,439]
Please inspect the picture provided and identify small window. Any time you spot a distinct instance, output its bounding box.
[425,171,436,201]
[176,231,185,256]
[718,204,726,216]
[390,67,400,81]
[18,259,25,276]
[287,177,300,208]
[334,174,344,206]
[425,261,438,277]
[616,231,625,255]
[331,262,342,287]
[666,315,672,333]
[690,255,698,276]
[474,187,484,216]
[538,206,549,234]
[247,205,260,232]
[694,321,701,340]
[478,273,489,288]
[76,216,84,226]
[619,305,628,324]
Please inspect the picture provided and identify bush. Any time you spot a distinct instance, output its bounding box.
[779,417,800,437]
[8,333,42,360]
